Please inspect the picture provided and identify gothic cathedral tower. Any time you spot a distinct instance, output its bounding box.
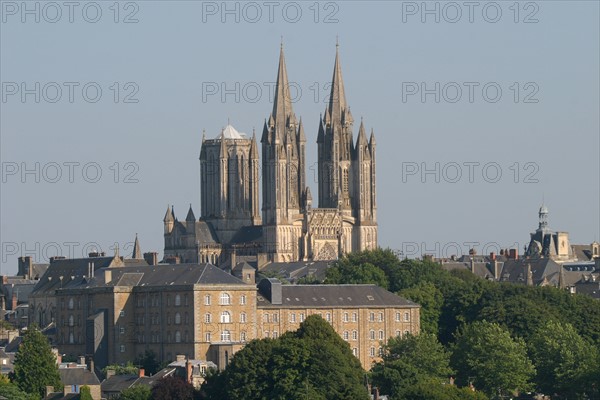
[261,44,306,262]
[317,44,377,251]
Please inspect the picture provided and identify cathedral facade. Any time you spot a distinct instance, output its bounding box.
[164,45,377,265]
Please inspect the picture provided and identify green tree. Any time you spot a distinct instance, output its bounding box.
[325,261,389,289]
[401,379,489,400]
[202,315,369,400]
[79,385,93,400]
[370,333,453,398]
[0,375,38,400]
[451,321,535,398]
[117,385,152,400]
[325,248,402,290]
[528,320,600,397]
[135,349,162,375]
[399,282,443,334]
[13,325,62,398]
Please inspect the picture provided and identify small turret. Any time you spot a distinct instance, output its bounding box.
[163,205,174,234]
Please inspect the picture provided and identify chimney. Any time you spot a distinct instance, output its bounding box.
[11,292,17,311]
[45,386,54,397]
[89,359,94,373]
[372,387,379,400]
[49,256,66,263]
[143,252,158,266]
[176,354,186,363]
[494,260,502,280]
[138,368,145,378]
[490,252,496,261]
[18,256,32,278]
[230,252,237,269]
[79,356,86,366]
[509,248,519,260]
[104,269,112,284]
[449,376,455,386]
[106,369,116,379]
[185,360,192,384]
[89,252,100,258]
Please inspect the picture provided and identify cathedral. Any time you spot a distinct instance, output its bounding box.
[163,44,378,265]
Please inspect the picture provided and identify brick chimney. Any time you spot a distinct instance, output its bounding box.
[490,252,496,261]
[45,386,54,397]
[11,292,17,311]
[18,256,32,278]
[138,368,145,378]
[509,248,519,260]
[106,369,116,379]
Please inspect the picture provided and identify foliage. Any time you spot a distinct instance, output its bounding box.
[0,320,17,332]
[117,385,152,400]
[398,282,443,334]
[135,349,162,375]
[370,333,453,398]
[0,377,38,400]
[326,248,403,290]
[12,325,62,398]
[451,321,535,397]
[201,315,369,400]
[401,379,489,400]
[528,320,600,397]
[151,375,196,400]
[103,361,139,376]
[79,385,93,400]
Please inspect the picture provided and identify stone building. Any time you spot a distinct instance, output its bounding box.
[164,44,378,265]
[36,261,418,371]
[256,279,419,370]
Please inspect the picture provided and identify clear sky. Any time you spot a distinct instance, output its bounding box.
[1,1,599,273]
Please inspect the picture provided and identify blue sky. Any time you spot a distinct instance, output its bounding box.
[1,1,598,273]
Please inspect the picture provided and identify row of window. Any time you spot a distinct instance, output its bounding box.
[204,293,246,306]
[137,294,189,307]
[135,312,191,325]
[286,311,411,324]
[342,329,411,342]
[204,330,249,342]
[205,311,247,324]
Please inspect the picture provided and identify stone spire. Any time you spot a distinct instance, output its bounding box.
[250,129,259,159]
[356,119,368,148]
[297,117,305,143]
[132,234,142,259]
[272,43,294,139]
[186,204,196,221]
[328,42,347,124]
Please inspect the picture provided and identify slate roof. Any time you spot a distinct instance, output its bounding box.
[230,225,263,244]
[257,284,418,308]
[260,260,332,283]
[32,256,120,296]
[101,368,174,394]
[59,367,101,385]
[195,221,219,244]
[499,258,561,286]
[58,263,246,292]
[571,245,593,261]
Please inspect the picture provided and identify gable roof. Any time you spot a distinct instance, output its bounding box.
[258,283,418,308]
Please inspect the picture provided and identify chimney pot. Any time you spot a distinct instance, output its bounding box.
[138,368,145,378]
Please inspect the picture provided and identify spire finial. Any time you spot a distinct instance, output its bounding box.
[227,117,230,126]
[280,36,284,49]
[336,35,339,48]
